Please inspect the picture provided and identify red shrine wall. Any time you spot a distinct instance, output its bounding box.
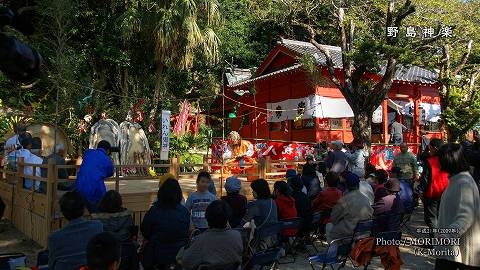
[224,69,442,144]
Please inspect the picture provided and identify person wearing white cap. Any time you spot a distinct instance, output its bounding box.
[326,140,347,173]
[221,177,247,228]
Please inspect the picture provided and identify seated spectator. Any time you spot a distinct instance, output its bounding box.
[16,134,42,191]
[181,200,243,270]
[31,137,43,157]
[273,181,298,237]
[48,191,103,270]
[357,172,374,205]
[286,169,306,194]
[288,175,312,234]
[141,178,190,270]
[84,232,121,270]
[221,176,247,228]
[312,172,342,223]
[186,171,217,231]
[243,179,278,229]
[301,163,322,200]
[364,163,377,186]
[92,191,137,270]
[373,169,389,203]
[327,174,373,242]
[391,167,414,213]
[373,178,405,232]
[41,144,71,191]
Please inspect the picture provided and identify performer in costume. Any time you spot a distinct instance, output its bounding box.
[222,131,257,180]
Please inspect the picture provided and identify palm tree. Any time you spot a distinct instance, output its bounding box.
[144,0,221,125]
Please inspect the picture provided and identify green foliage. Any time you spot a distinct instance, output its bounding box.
[154,126,212,162]
[442,84,480,140]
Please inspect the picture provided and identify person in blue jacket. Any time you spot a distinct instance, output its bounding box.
[76,140,114,213]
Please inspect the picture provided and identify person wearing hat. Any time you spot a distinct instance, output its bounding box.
[325,140,347,173]
[373,178,405,232]
[221,177,247,228]
[327,173,373,242]
[345,139,369,178]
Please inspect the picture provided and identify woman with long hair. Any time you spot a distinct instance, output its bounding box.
[141,178,190,270]
[434,143,480,270]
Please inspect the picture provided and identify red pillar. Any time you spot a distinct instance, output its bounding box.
[414,86,421,145]
[382,99,389,144]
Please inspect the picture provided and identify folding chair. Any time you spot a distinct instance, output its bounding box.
[308,236,352,270]
[243,247,282,270]
[278,217,302,264]
[51,251,86,270]
[305,211,324,253]
[0,253,26,270]
[251,222,283,253]
[197,263,241,270]
[363,231,402,270]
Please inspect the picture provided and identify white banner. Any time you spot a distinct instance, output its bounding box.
[160,110,171,160]
[420,102,441,122]
[372,105,383,124]
[267,95,354,122]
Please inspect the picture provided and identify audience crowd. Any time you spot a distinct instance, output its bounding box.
[5,130,478,270]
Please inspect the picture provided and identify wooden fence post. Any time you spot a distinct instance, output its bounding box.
[203,155,209,172]
[258,157,266,179]
[170,157,179,179]
[46,158,55,240]
[115,166,120,192]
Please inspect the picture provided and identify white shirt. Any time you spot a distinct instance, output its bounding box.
[15,149,42,177]
[5,135,20,156]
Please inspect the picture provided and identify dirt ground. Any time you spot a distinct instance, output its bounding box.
[1,203,435,269]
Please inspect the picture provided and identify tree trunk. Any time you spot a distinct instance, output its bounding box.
[351,111,372,143]
[149,65,164,125]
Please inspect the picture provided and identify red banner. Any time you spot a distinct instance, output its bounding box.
[211,139,316,163]
[211,139,419,172]
[173,100,191,135]
[369,145,418,171]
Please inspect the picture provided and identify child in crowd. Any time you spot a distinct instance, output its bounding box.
[221,177,247,228]
[83,232,121,270]
[273,181,298,237]
[312,172,342,223]
[93,190,137,270]
[186,172,217,231]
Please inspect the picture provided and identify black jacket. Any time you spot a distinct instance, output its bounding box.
[140,203,190,267]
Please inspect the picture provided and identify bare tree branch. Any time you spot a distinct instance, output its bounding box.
[453,40,473,76]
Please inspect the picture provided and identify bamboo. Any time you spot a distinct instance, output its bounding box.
[46,158,55,240]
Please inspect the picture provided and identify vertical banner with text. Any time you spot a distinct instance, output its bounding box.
[160,110,171,160]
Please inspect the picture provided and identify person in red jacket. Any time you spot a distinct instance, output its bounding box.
[273,181,298,237]
[312,172,343,224]
[417,138,449,238]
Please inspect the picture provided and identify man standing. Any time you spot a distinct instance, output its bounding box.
[390,118,407,145]
[76,140,114,213]
[393,143,419,205]
[392,143,418,182]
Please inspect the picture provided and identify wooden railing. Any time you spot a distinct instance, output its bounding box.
[0,156,306,247]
